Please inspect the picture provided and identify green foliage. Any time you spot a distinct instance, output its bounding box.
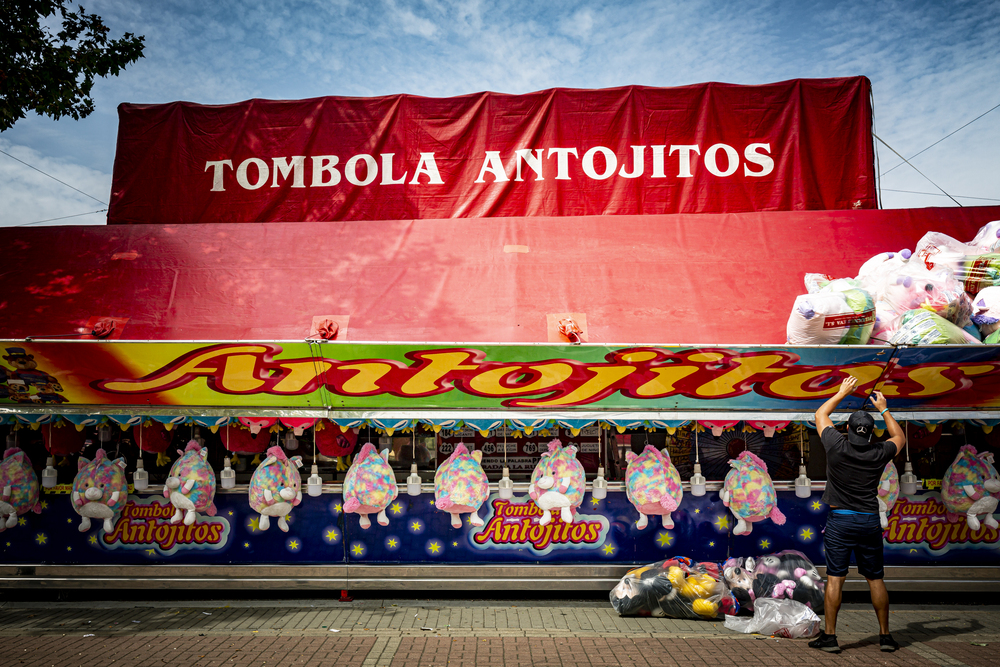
[0,0,145,131]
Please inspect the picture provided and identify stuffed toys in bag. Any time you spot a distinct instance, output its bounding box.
[721,451,785,536]
[71,448,127,532]
[888,310,981,345]
[342,443,398,529]
[785,282,875,345]
[249,445,303,532]
[609,556,737,619]
[941,444,1000,531]
[163,440,218,525]
[971,286,1000,339]
[722,550,825,614]
[434,442,489,528]
[855,250,911,301]
[970,220,1000,253]
[915,230,1000,294]
[878,461,900,530]
[624,445,683,529]
[881,264,973,327]
[528,439,585,526]
[0,447,41,530]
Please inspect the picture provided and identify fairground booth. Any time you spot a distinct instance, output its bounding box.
[2,77,1000,593]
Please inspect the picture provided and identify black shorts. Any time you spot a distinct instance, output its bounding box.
[823,510,884,579]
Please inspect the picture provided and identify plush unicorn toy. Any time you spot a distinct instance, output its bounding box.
[528,439,585,526]
[0,447,41,530]
[941,445,1000,531]
[342,443,398,529]
[624,445,683,530]
[164,440,218,525]
[435,443,489,528]
[72,448,128,532]
[877,461,900,529]
[721,451,785,536]
[249,446,304,532]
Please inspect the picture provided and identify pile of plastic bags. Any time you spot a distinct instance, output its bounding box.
[786,219,1000,345]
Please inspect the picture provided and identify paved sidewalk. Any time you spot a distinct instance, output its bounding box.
[0,597,997,666]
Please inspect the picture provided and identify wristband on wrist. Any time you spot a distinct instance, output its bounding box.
[879,408,888,416]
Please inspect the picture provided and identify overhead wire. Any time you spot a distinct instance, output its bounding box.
[880,101,1000,178]
[880,189,1000,203]
[0,147,108,204]
[873,133,962,207]
[17,208,108,226]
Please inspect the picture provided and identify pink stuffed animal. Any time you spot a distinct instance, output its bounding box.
[0,447,41,530]
[249,446,303,532]
[624,445,683,530]
[877,461,900,529]
[434,442,489,528]
[721,451,785,536]
[163,440,218,525]
[342,443,398,529]
[72,448,128,532]
[941,445,1000,531]
[528,439,585,526]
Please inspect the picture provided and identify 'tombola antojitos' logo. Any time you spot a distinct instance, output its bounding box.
[102,498,230,556]
[885,495,1000,554]
[470,498,609,555]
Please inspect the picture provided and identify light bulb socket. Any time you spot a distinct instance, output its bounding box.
[307,465,324,497]
[406,462,422,496]
[284,432,299,451]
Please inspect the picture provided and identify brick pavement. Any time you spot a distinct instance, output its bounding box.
[0,598,997,666]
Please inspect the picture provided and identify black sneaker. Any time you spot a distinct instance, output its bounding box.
[879,634,900,652]
[809,632,841,653]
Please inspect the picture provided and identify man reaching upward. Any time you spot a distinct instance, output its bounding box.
[810,376,906,654]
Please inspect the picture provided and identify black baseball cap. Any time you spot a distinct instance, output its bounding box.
[847,410,875,446]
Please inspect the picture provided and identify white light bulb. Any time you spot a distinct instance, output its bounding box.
[690,463,707,497]
[307,464,323,497]
[795,464,812,498]
[42,457,58,489]
[132,458,150,491]
[220,457,236,489]
[406,463,422,496]
[592,467,608,500]
[900,461,918,496]
[284,431,299,451]
[498,467,514,500]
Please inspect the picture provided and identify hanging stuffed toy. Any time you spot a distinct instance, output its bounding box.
[434,442,489,528]
[342,443,398,529]
[71,448,128,532]
[721,451,785,536]
[315,421,358,472]
[624,445,683,530]
[528,439,585,526]
[132,420,174,467]
[941,444,1000,531]
[163,440,218,525]
[249,445,303,532]
[0,447,41,530]
[877,461,900,530]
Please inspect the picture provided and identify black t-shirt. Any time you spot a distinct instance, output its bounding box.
[820,427,898,513]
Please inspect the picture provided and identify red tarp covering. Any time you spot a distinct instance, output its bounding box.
[109,78,875,224]
[1,206,998,345]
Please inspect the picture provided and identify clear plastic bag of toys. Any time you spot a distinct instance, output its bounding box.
[609,556,738,619]
[723,598,822,638]
[880,264,973,328]
[721,550,825,616]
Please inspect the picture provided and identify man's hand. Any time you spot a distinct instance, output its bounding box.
[870,390,888,412]
[836,376,858,397]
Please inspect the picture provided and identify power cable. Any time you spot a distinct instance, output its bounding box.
[873,134,962,207]
[0,148,108,205]
[880,189,1000,203]
[17,208,108,226]
[880,101,1000,178]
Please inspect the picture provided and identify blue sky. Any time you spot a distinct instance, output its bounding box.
[1,0,998,226]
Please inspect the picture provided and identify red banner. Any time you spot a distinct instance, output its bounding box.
[108,78,875,224]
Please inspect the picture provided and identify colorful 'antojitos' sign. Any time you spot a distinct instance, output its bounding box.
[2,340,1000,411]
